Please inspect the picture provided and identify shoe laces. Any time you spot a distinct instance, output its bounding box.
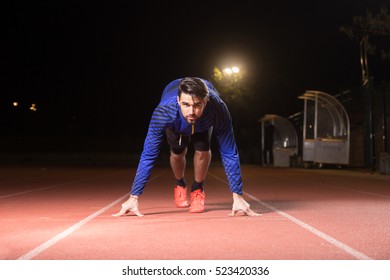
[176,187,186,198]
[192,190,204,204]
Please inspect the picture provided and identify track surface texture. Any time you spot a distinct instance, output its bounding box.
[1,164,389,260]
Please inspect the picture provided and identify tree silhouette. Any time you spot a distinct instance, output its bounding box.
[211,66,249,105]
[340,4,390,169]
[340,4,390,85]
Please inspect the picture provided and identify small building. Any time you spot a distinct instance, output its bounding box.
[298,90,350,167]
[259,114,298,167]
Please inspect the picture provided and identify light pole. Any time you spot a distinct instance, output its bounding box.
[211,65,245,139]
[222,66,241,142]
[223,66,240,75]
[222,67,241,94]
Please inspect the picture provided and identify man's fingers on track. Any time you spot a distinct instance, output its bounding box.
[133,209,144,217]
[245,209,261,217]
[229,210,237,217]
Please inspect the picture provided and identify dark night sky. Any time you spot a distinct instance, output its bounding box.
[2,0,389,140]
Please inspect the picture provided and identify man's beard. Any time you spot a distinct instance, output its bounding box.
[185,115,197,124]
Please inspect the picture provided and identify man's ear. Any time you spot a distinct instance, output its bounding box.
[177,96,180,105]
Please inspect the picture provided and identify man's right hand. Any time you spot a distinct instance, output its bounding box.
[112,195,144,217]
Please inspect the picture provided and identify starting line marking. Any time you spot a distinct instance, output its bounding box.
[17,172,164,260]
[17,170,373,260]
[208,172,373,260]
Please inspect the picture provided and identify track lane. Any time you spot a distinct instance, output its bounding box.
[1,165,389,260]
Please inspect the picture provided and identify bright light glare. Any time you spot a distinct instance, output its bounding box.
[232,66,240,73]
[223,66,240,75]
[13,102,18,107]
[223,68,233,75]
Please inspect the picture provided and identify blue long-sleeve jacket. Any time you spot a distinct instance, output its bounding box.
[130,78,243,195]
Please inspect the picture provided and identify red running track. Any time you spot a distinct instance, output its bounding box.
[1,164,390,260]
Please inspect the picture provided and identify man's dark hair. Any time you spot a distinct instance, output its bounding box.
[178,77,209,99]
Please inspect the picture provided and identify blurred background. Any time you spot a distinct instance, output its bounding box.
[1,0,389,170]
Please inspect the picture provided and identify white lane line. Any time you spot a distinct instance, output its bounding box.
[270,174,390,199]
[0,171,125,199]
[0,185,65,199]
[208,172,373,260]
[244,192,373,260]
[17,171,164,260]
[314,183,390,199]
[17,193,129,260]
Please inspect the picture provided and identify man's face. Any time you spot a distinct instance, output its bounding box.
[177,93,208,124]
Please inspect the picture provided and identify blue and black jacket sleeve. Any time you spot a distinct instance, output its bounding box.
[212,97,243,195]
[130,105,173,196]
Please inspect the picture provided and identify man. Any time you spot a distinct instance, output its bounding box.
[113,77,260,217]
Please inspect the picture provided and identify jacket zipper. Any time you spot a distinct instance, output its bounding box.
[179,125,194,146]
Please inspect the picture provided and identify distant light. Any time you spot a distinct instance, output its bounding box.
[223,66,240,75]
[232,66,240,73]
[13,102,18,107]
[30,103,37,111]
[223,68,233,75]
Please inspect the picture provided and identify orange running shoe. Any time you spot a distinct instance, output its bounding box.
[174,186,189,208]
[189,189,205,213]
